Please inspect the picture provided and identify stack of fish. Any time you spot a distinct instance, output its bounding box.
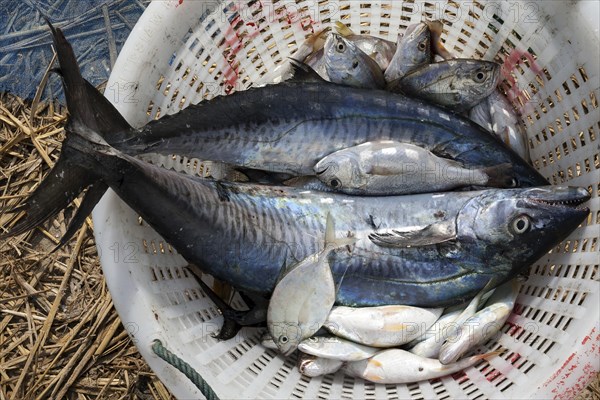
[291,20,530,161]
[1,16,591,386]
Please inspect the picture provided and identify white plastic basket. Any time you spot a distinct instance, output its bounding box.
[92,1,600,398]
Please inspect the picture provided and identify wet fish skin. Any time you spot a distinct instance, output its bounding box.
[334,21,397,70]
[390,59,501,112]
[314,141,517,195]
[298,353,344,377]
[406,308,463,358]
[267,214,355,356]
[120,67,546,189]
[470,91,531,162]
[298,335,378,361]
[438,279,520,364]
[324,33,386,89]
[344,348,499,383]
[325,305,443,347]
[426,20,456,60]
[384,22,432,82]
[5,21,590,309]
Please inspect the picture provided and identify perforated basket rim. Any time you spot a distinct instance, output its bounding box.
[93,1,600,399]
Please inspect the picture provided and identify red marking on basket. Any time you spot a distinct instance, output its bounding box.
[451,371,468,384]
[509,353,521,364]
[486,369,501,382]
[501,49,544,113]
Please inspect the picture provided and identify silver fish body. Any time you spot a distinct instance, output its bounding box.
[298,353,344,377]
[267,214,353,355]
[469,91,531,162]
[333,21,396,70]
[325,305,443,347]
[324,33,386,89]
[314,141,516,195]
[298,335,378,361]
[391,59,501,112]
[384,22,432,82]
[407,308,463,358]
[344,348,496,384]
[438,279,520,364]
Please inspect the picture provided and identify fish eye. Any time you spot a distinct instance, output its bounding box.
[330,178,341,188]
[507,177,519,188]
[336,42,346,52]
[511,215,531,234]
[279,335,289,344]
[473,70,487,83]
[418,40,427,51]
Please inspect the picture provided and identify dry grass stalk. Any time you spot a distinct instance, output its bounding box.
[0,92,173,400]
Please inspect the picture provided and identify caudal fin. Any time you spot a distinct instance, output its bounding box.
[483,163,517,188]
[1,15,133,245]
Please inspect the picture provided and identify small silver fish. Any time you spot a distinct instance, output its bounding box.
[314,141,517,195]
[438,279,520,364]
[298,335,378,361]
[407,308,463,359]
[267,214,356,355]
[384,22,432,82]
[334,21,396,70]
[390,59,501,112]
[324,33,386,89]
[469,91,531,163]
[344,348,500,384]
[298,352,344,377]
[325,305,443,347]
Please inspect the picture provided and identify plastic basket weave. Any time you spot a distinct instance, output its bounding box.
[92,1,600,398]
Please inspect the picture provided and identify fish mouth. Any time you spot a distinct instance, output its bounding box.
[315,164,331,176]
[525,186,590,213]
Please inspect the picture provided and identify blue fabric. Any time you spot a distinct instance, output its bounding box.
[0,0,149,100]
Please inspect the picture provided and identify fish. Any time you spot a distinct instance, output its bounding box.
[469,91,531,162]
[298,335,378,361]
[384,22,432,82]
[344,348,500,384]
[260,331,279,350]
[14,17,547,246]
[334,21,397,70]
[2,21,590,310]
[267,214,356,356]
[406,308,463,358]
[325,305,443,347]
[406,283,495,358]
[323,33,386,89]
[298,353,344,377]
[438,279,520,364]
[389,59,501,112]
[314,141,517,195]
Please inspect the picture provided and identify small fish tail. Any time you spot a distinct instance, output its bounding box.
[483,163,516,188]
[472,349,503,362]
[334,21,355,37]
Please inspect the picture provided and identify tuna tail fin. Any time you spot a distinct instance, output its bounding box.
[1,17,132,245]
[324,213,358,250]
[482,163,517,188]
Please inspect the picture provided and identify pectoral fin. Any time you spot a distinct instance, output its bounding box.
[368,219,456,248]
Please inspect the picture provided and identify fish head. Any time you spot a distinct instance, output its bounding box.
[324,33,383,88]
[401,22,432,66]
[315,150,364,190]
[271,323,303,356]
[458,186,590,272]
[452,60,501,107]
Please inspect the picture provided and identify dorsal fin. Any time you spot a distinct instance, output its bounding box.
[288,58,327,83]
